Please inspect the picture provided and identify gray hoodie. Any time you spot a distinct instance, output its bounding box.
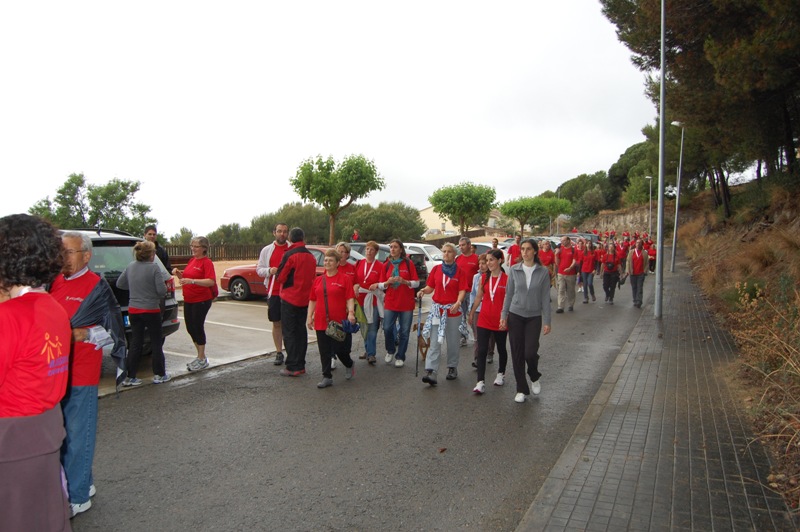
[501,262,552,325]
[117,260,167,311]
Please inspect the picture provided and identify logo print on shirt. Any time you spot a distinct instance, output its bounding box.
[40,332,64,363]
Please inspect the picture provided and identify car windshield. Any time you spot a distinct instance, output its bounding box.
[89,240,137,275]
[423,245,443,260]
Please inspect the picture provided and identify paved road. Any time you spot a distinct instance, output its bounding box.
[77,283,651,531]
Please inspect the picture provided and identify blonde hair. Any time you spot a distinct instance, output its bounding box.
[134,240,156,262]
[324,248,341,262]
[365,240,380,252]
[442,242,457,253]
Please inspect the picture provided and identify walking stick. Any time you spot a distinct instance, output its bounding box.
[415,295,422,377]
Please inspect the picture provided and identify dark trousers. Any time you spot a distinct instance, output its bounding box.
[184,300,212,345]
[316,331,354,378]
[507,312,542,395]
[603,272,620,301]
[282,300,308,371]
[630,273,645,306]
[476,326,508,382]
[128,312,165,378]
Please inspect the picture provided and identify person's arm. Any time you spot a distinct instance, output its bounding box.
[116,268,129,290]
[450,289,466,315]
[468,281,484,325]
[307,300,316,329]
[255,245,271,279]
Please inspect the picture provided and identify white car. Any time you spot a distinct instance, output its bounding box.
[404,242,444,271]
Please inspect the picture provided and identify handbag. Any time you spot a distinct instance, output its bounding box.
[323,277,346,342]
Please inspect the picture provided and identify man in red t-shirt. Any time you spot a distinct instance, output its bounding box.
[256,223,289,365]
[626,239,649,308]
[555,235,578,313]
[456,237,480,344]
[506,234,522,268]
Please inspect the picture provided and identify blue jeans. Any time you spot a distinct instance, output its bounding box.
[364,315,381,357]
[383,309,413,360]
[61,385,98,504]
[580,272,595,300]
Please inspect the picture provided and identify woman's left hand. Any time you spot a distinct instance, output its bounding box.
[348,311,356,324]
[543,325,551,335]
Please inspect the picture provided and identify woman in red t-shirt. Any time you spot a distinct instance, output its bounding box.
[580,241,598,303]
[467,249,509,394]
[601,243,622,304]
[308,249,357,388]
[538,239,556,287]
[377,239,419,367]
[173,236,217,372]
[354,241,384,365]
[0,214,72,530]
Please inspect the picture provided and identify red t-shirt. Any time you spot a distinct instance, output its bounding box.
[309,271,355,331]
[182,256,217,303]
[456,253,480,281]
[268,243,289,296]
[476,272,508,331]
[557,246,578,275]
[380,259,418,312]
[338,261,357,285]
[630,248,646,275]
[507,244,522,266]
[647,247,657,259]
[426,264,469,314]
[602,252,621,273]
[354,259,383,307]
[580,249,596,273]
[50,270,103,387]
[0,293,71,417]
[538,249,555,267]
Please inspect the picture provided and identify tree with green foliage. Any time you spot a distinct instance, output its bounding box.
[540,197,572,235]
[169,227,195,245]
[29,173,156,234]
[339,202,427,243]
[207,223,244,245]
[428,182,496,235]
[500,197,548,235]
[290,155,385,245]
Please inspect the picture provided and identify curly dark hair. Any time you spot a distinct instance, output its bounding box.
[0,214,64,291]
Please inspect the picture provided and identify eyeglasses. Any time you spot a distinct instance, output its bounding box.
[63,249,86,255]
[190,245,203,249]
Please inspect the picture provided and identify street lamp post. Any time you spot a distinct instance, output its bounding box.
[670,122,685,272]
[645,175,653,236]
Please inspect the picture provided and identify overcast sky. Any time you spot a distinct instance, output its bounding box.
[1,1,655,238]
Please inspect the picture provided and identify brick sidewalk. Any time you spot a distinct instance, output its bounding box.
[518,253,798,531]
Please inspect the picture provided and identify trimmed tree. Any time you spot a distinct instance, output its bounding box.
[428,182,496,235]
[500,197,548,236]
[290,155,385,245]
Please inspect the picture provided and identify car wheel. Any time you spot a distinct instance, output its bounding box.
[229,278,250,301]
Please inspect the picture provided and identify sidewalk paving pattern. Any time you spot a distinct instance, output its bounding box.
[519,256,798,531]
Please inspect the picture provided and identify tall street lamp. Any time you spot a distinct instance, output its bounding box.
[670,121,685,272]
[645,175,653,236]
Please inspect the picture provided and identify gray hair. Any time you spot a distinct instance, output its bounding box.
[459,237,471,245]
[442,242,457,253]
[61,231,93,253]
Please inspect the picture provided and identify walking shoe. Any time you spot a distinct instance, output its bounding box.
[187,358,209,372]
[279,369,305,377]
[70,500,91,518]
[345,364,355,380]
[385,353,394,364]
[473,381,485,394]
[568,306,574,312]
[471,360,478,368]
[493,373,505,386]
[583,299,588,304]
[460,337,467,346]
[532,380,541,395]
[605,296,609,302]
[89,484,96,498]
[514,393,526,403]
[394,359,404,368]
[446,367,458,380]
[367,356,376,365]
[331,356,337,370]
[592,294,596,302]
[556,309,564,314]
[358,353,367,359]
[422,370,437,386]
[153,373,171,384]
[123,377,143,387]
[273,352,284,365]
[317,378,333,389]
[487,354,494,364]
[609,300,614,305]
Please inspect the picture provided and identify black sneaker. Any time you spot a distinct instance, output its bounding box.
[446,367,458,380]
[422,370,437,386]
[556,309,564,314]
[273,352,284,366]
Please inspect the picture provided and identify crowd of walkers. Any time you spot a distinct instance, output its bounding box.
[0,213,655,528]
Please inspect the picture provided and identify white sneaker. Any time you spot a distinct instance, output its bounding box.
[493,373,505,386]
[473,381,485,394]
[89,484,96,497]
[385,353,394,364]
[70,500,91,518]
[331,357,337,370]
[514,393,526,403]
[532,380,541,395]
[394,359,404,368]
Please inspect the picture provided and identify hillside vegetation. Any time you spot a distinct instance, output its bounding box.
[678,182,800,511]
